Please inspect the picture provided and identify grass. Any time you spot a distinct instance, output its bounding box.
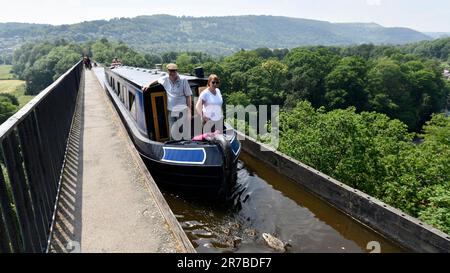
[0,80,25,94]
[0,65,14,80]
[9,84,35,107]
[0,80,34,107]
[0,65,35,108]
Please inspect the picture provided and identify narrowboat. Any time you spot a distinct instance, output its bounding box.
[100,65,241,198]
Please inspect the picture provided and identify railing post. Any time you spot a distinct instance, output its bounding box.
[2,133,41,252]
[0,169,21,252]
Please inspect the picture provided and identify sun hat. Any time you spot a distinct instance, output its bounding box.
[166,63,178,70]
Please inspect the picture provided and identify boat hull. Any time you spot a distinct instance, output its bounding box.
[142,155,238,197]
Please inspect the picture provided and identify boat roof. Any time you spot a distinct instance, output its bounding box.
[110,66,199,87]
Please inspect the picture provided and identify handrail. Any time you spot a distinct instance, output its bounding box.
[0,60,83,253]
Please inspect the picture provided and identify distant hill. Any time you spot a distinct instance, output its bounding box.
[425,32,450,39]
[0,15,432,55]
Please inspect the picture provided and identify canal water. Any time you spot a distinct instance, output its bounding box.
[156,152,405,253]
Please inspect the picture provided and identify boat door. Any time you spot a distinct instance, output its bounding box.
[150,92,169,142]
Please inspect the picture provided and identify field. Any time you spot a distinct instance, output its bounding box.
[0,79,24,93]
[5,83,34,107]
[0,65,14,80]
[0,65,34,107]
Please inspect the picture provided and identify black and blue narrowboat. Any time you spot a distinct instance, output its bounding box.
[100,65,241,197]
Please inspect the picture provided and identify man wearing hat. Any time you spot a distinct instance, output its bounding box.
[144,63,192,140]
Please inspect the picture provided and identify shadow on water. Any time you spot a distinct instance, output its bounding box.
[157,152,406,253]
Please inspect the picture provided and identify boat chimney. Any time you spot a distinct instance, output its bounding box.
[194,67,204,78]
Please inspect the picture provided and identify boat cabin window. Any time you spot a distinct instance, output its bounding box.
[117,81,121,96]
[129,92,136,120]
[121,86,126,103]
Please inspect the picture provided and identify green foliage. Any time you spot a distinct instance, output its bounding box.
[283,47,339,108]
[419,184,450,234]
[223,51,263,74]
[0,93,19,106]
[91,39,148,67]
[89,39,212,74]
[193,43,449,132]
[244,60,287,105]
[402,37,450,61]
[325,57,368,110]
[24,56,55,95]
[202,62,225,77]
[54,52,81,80]
[254,47,274,59]
[174,52,213,73]
[367,58,403,116]
[0,65,14,79]
[11,42,83,95]
[0,53,13,65]
[0,95,19,123]
[225,91,251,106]
[144,54,162,67]
[91,40,115,64]
[279,103,450,233]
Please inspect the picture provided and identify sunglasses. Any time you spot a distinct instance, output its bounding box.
[211,81,220,84]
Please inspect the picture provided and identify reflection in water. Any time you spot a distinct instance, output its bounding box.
[160,152,405,253]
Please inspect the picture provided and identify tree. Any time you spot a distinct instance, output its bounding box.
[229,71,247,93]
[367,58,405,116]
[341,44,376,60]
[325,57,369,111]
[400,60,448,130]
[14,42,83,95]
[222,51,263,75]
[273,48,289,60]
[201,62,225,77]
[144,54,162,68]
[279,101,411,195]
[254,47,274,59]
[91,40,114,64]
[279,101,450,233]
[0,93,19,107]
[239,59,288,106]
[24,56,56,95]
[261,59,288,91]
[176,53,193,73]
[283,48,339,108]
[225,91,251,106]
[54,52,82,80]
[245,66,280,105]
[0,96,19,124]
[161,52,179,64]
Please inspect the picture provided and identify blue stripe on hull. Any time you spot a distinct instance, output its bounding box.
[162,147,206,165]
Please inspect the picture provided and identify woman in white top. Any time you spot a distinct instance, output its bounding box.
[196,74,223,132]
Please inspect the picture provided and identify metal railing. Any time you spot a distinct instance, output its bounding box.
[0,60,83,253]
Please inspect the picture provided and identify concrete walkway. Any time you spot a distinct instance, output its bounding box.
[49,69,194,253]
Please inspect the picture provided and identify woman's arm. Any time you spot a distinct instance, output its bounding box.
[195,97,203,118]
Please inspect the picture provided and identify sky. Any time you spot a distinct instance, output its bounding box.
[0,0,449,32]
